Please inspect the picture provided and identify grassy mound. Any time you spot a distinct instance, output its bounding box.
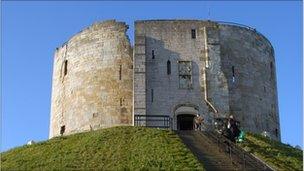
[1,126,204,170]
[240,132,303,171]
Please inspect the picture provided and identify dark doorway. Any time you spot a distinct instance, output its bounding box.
[177,114,195,130]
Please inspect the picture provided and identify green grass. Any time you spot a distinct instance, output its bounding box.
[239,132,303,171]
[1,126,204,170]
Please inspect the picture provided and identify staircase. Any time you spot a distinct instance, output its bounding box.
[177,131,274,171]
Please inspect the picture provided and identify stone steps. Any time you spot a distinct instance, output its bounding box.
[177,131,265,171]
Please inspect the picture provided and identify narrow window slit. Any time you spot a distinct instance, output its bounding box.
[119,65,122,80]
[270,62,274,79]
[232,66,235,82]
[63,60,68,76]
[151,89,154,103]
[167,60,171,75]
[191,29,196,39]
[152,50,155,59]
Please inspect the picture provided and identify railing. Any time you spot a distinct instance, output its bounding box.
[134,115,172,129]
[200,130,274,171]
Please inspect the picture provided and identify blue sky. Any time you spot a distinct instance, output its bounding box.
[1,1,302,151]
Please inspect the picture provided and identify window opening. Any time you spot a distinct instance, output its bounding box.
[167,60,171,75]
[152,50,155,59]
[232,66,235,82]
[63,60,68,76]
[270,62,274,79]
[191,29,196,39]
[151,89,154,102]
[119,65,122,80]
[60,125,65,136]
[178,61,192,89]
[93,113,98,118]
[120,98,123,106]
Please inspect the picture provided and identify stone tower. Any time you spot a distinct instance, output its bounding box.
[49,20,133,138]
[50,19,280,141]
[134,20,280,140]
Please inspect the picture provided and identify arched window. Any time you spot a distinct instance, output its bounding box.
[167,60,171,75]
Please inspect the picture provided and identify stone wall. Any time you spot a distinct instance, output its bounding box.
[49,20,133,138]
[133,22,147,118]
[134,20,231,129]
[219,24,280,140]
[50,19,280,141]
[133,20,280,140]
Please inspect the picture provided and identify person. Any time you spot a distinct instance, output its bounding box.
[227,115,240,142]
[194,114,204,131]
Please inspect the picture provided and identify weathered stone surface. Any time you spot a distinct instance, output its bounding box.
[49,20,133,138]
[219,24,280,140]
[50,19,280,141]
[134,20,280,140]
[133,20,228,130]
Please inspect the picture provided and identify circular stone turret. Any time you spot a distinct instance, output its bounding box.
[49,20,133,138]
[219,23,280,140]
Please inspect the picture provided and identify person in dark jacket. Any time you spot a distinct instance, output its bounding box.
[227,115,240,142]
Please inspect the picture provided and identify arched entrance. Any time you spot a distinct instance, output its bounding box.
[174,105,198,130]
[177,114,195,130]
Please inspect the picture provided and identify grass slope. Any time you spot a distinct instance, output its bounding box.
[1,126,204,170]
[240,132,303,171]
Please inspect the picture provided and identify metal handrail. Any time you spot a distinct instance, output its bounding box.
[134,114,172,129]
[200,130,274,171]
